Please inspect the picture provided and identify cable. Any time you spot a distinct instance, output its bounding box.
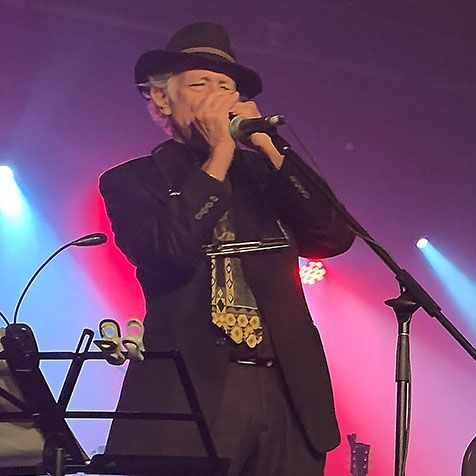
[0,310,10,326]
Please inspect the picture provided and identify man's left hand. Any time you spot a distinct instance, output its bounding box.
[230,101,284,169]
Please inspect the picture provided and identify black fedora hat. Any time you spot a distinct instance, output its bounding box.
[134,22,262,99]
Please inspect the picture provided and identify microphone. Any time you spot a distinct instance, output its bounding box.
[229,114,285,141]
[71,232,107,247]
[12,232,107,324]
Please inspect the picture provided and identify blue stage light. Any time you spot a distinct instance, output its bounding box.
[416,237,429,249]
[420,242,476,337]
[0,165,24,217]
[0,165,14,181]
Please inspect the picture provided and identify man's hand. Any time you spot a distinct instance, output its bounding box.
[192,91,239,152]
[194,91,238,181]
[231,101,284,169]
[230,101,271,149]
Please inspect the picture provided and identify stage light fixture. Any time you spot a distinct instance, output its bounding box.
[416,237,429,249]
[299,260,327,285]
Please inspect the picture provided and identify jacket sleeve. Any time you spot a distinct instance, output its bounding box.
[99,165,232,274]
[259,148,355,258]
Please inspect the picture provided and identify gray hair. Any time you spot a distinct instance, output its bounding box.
[143,73,175,136]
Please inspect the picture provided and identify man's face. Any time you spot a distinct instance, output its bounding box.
[151,69,237,145]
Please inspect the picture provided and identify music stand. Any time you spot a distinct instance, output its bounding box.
[0,324,229,476]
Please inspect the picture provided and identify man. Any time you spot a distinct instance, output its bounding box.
[100,22,354,475]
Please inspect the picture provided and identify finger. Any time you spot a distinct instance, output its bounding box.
[232,100,258,109]
[194,90,238,115]
[230,100,261,118]
[206,90,239,113]
[192,90,224,116]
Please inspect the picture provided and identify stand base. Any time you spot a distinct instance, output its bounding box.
[1,455,230,476]
[87,454,230,475]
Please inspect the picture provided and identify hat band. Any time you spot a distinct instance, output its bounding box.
[181,47,235,63]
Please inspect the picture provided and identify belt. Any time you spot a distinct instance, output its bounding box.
[230,357,277,368]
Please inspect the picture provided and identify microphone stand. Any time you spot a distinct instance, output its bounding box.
[269,132,476,476]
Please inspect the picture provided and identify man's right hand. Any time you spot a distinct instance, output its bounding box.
[192,90,239,152]
[194,91,239,181]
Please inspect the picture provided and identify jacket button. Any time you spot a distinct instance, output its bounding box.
[215,336,227,346]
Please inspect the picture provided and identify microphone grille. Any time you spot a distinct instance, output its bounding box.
[229,114,245,141]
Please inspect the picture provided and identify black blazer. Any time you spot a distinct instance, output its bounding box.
[100,139,354,455]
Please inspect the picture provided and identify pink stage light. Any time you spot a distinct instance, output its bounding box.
[299,260,327,285]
